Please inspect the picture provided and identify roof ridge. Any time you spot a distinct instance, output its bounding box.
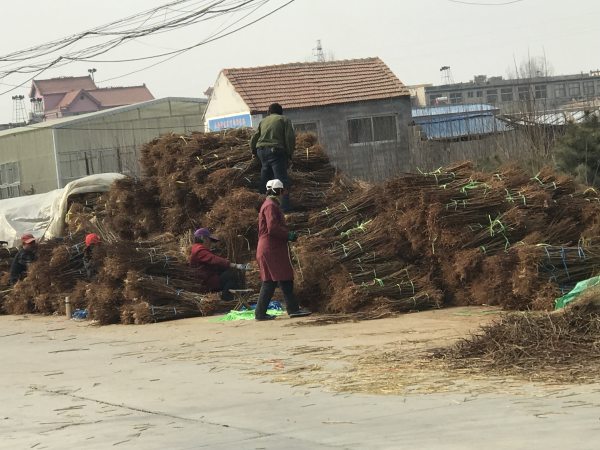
[223,57,381,73]
[89,85,148,91]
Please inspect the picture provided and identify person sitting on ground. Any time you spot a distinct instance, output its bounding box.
[83,233,101,279]
[9,234,38,284]
[254,179,311,321]
[189,228,249,300]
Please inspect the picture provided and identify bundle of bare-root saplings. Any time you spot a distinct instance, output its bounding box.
[1,130,348,323]
[4,128,600,324]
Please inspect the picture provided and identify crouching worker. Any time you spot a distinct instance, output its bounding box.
[255,179,311,321]
[9,233,38,284]
[83,233,101,279]
[190,228,248,301]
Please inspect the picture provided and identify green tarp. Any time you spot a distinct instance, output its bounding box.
[211,309,285,322]
[555,275,600,309]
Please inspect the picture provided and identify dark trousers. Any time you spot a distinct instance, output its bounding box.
[255,280,299,318]
[219,268,241,301]
[257,147,290,212]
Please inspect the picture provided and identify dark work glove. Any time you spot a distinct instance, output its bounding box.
[288,231,298,242]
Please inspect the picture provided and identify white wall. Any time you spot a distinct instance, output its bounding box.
[203,72,250,126]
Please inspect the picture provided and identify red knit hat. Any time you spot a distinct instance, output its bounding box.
[21,233,36,244]
[85,233,101,247]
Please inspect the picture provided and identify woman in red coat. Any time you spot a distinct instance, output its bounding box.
[255,179,311,320]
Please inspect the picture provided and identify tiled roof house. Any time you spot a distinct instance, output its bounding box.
[30,76,154,119]
[204,58,411,180]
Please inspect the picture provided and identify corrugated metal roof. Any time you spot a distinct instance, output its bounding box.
[416,116,511,140]
[412,103,498,118]
[412,103,510,139]
[0,97,207,138]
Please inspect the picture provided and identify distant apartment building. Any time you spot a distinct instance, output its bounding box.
[29,76,154,120]
[424,71,600,112]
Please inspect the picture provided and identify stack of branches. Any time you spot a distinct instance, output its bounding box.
[293,160,600,315]
[103,177,162,240]
[101,129,338,244]
[11,128,600,323]
[3,233,89,315]
[120,270,207,324]
[435,289,600,379]
[2,235,218,325]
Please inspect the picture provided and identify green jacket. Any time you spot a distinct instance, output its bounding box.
[249,114,295,159]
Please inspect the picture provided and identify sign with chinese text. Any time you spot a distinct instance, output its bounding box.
[207,113,252,131]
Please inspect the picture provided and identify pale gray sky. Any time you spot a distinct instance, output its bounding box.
[0,0,599,123]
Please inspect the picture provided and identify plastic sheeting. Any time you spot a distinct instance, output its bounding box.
[0,173,124,247]
[555,275,600,310]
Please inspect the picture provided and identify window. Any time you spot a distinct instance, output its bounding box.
[429,94,440,105]
[348,115,397,144]
[568,82,581,97]
[58,147,139,184]
[518,86,531,101]
[554,83,566,98]
[500,88,513,102]
[0,161,21,199]
[535,85,547,99]
[372,116,397,141]
[294,122,318,134]
[476,90,483,98]
[486,89,498,103]
[467,91,474,98]
[449,92,463,104]
[584,81,595,96]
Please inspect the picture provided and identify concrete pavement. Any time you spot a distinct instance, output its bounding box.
[1,312,599,449]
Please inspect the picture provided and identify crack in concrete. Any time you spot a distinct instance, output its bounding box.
[33,386,272,437]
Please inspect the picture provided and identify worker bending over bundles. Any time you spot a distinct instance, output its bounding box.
[9,233,38,284]
[190,228,249,300]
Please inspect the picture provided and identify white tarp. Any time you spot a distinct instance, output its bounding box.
[0,173,124,247]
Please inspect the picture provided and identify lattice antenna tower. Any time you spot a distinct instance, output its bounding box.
[12,95,27,125]
[440,66,454,85]
[313,39,325,62]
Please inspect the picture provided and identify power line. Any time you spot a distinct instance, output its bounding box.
[448,0,525,5]
[96,0,294,84]
[0,0,294,90]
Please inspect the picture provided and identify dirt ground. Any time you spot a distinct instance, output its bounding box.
[4,306,508,395]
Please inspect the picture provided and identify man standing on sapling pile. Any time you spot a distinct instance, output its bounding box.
[250,103,295,212]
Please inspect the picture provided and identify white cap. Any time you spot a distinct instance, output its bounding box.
[266,179,284,190]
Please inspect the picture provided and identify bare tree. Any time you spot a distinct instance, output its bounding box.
[506,55,554,80]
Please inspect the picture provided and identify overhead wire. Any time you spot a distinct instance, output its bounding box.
[0,0,278,76]
[0,0,295,95]
[96,0,292,84]
[447,0,525,5]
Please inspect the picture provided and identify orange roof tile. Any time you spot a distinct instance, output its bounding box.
[222,57,409,114]
[87,85,154,107]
